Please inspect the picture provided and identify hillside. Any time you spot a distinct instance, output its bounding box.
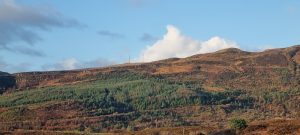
[0,45,300,134]
[10,45,300,92]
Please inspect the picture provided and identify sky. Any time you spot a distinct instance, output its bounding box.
[0,0,300,73]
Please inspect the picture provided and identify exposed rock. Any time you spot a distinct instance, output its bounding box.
[0,71,15,93]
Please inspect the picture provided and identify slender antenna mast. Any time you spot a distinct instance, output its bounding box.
[142,53,144,63]
[128,55,131,64]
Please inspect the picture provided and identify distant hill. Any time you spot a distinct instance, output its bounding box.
[0,45,300,134]
[7,45,300,92]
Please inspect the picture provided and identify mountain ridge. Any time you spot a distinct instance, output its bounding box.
[2,45,298,92]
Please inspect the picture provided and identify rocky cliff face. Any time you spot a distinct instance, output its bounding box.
[0,71,16,93]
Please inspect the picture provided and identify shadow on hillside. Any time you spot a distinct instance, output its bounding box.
[209,129,236,135]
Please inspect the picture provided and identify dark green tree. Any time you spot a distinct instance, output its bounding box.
[229,118,247,130]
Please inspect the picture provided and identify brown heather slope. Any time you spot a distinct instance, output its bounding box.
[1,45,300,134]
[2,119,300,135]
[9,45,300,92]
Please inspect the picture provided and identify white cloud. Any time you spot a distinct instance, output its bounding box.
[0,0,82,56]
[139,25,239,62]
[0,57,8,69]
[58,58,78,70]
[255,45,274,52]
[0,57,32,73]
[42,58,115,71]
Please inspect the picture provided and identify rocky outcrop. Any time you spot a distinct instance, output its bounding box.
[0,71,16,93]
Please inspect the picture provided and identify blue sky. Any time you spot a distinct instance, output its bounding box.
[0,0,300,73]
